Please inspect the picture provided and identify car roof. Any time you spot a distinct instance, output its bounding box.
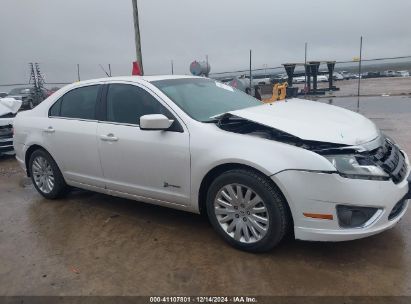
[74,75,201,86]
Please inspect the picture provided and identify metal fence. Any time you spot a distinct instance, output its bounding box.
[1,56,411,98]
[209,55,411,98]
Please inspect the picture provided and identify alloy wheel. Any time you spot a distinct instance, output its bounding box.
[32,156,55,194]
[214,184,269,243]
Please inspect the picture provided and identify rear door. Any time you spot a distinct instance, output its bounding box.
[97,82,191,205]
[43,84,105,188]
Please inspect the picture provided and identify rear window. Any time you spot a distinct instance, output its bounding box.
[49,98,62,116]
[59,85,100,120]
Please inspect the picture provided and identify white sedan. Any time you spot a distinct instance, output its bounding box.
[13,76,410,252]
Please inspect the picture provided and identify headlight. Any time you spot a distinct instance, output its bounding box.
[325,154,389,180]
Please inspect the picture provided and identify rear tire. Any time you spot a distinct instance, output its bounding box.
[29,149,68,199]
[206,169,289,253]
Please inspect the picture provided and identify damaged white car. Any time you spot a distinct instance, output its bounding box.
[13,76,410,252]
[0,98,22,156]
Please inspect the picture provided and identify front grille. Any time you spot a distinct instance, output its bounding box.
[371,139,407,184]
[0,125,13,139]
[389,199,407,220]
[0,139,13,147]
[0,145,14,153]
[0,124,12,130]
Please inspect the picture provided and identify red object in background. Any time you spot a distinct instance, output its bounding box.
[132,61,142,76]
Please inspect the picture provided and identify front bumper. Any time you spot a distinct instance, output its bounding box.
[272,165,410,242]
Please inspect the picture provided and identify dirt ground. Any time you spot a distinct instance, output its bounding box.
[0,96,411,296]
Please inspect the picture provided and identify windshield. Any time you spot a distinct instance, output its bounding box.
[152,78,262,122]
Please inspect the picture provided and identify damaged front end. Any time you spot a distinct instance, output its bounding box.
[216,114,350,153]
[217,114,408,183]
[0,98,22,155]
[0,124,14,155]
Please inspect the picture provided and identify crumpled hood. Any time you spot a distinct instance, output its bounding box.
[227,98,379,145]
[0,98,22,116]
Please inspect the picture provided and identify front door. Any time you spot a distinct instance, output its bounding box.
[97,83,191,205]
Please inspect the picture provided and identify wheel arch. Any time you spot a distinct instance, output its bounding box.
[25,144,52,177]
[198,163,293,226]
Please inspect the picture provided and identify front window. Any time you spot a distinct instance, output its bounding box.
[106,84,171,125]
[152,78,262,122]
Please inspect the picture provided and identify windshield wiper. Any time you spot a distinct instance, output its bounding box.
[202,113,235,123]
[201,119,220,123]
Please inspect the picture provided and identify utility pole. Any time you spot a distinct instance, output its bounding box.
[132,0,144,75]
[249,50,252,90]
[77,64,80,81]
[357,36,363,111]
[304,42,307,97]
[171,60,174,75]
[206,55,209,76]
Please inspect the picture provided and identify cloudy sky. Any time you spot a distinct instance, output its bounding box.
[1,0,411,85]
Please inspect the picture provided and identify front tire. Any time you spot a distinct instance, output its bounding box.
[29,149,68,199]
[206,169,289,252]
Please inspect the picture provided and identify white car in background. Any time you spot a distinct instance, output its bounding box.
[13,76,410,252]
[293,76,306,84]
[398,70,410,77]
[333,72,344,80]
[317,75,329,82]
[293,75,329,84]
[0,98,22,156]
[383,70,401,77]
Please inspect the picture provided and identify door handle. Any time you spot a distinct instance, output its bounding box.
[100,133,119,142]
[44,126,55,133]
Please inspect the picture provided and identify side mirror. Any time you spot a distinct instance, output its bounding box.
[140,114,173,131]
